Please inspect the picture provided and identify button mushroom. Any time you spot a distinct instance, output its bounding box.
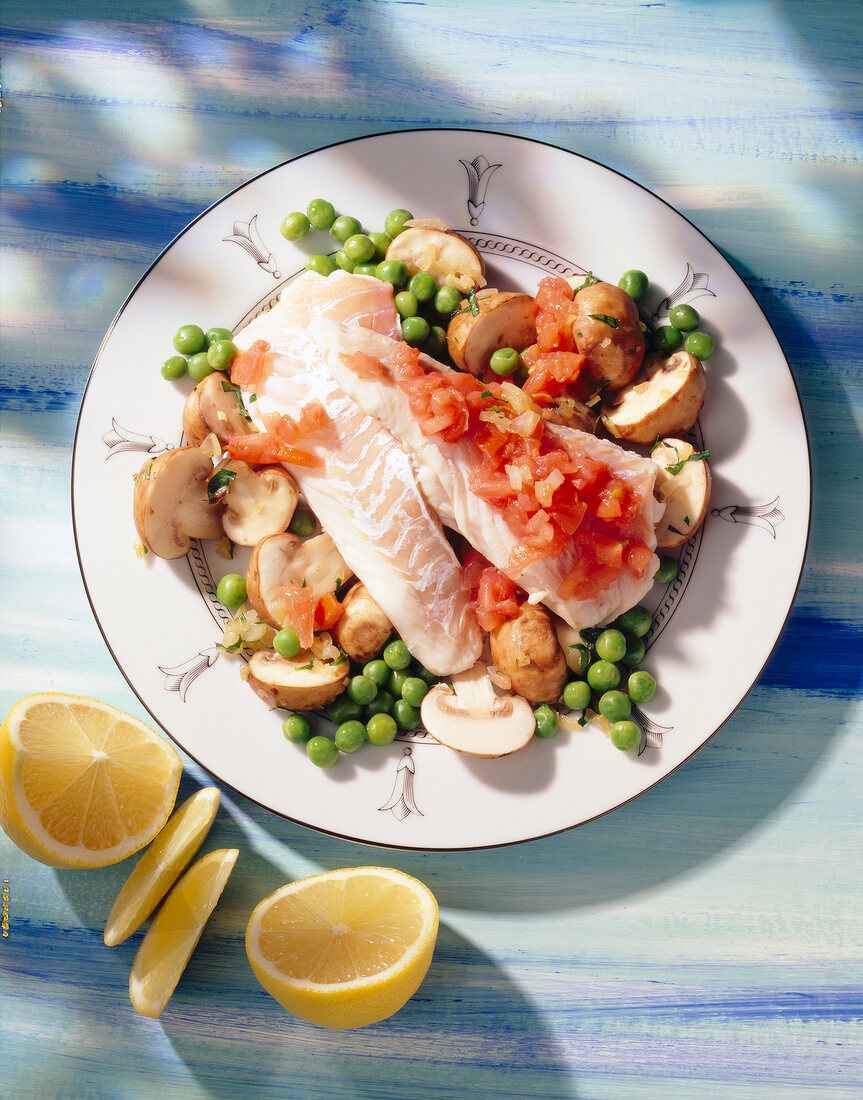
[488,604,568,704]
[182,373,257,448]
[330,583,393,664]
[419,662,536,758]
[245,531,353,629]
[601,350,707,445]
[384,226,485,292]
[219,460,299,547]
[568,280,645,388]
[649,438,712,548]
[246,649,349,711]
[133,446,223,559]
[445,290,539,376]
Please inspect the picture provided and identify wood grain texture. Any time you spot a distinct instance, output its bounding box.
[1,1,861,1097]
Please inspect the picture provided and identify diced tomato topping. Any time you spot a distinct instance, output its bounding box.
[278,584,317,649]
[343,350,385,379]
[314,591,344,630]
[522,351,585,404]
[225,432,322,468]
[462,551,520,632]
[231,339,270,385]
[626,541,654,578]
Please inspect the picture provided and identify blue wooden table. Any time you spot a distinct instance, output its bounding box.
[2,3,861,1097]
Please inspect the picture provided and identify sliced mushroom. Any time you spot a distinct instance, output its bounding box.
[133,447,223,559]
[246,531,353,629]
[182,373,257,448]
[385,227,485,292]
[488,604,568,704]
[649,438,712,548]
[568,281,645,388]
[246,650,349,710]
[446,290,538,375]
[330,583,393,664]
[601,350,707,445]
[420,662,536,758]
[219,460,299,547]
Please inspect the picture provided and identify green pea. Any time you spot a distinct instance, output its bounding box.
[365,690,395,718]
[400,676,428,708]
[393,699,420,731]
[668,303,700,332]
[383,640,411,670]
[616,605,652,638]
[352,263,378,277]
[434,285,462,315]
[652,325,683,356]
[306,198,336,230]
[344,233,375,263]
[394,290,419,318]
[368,231,392,259]
[413,664,437,685]
[598,689,631,723]
[186,352,213,382]
[409,271,437,302]
[424,325,448,359]
[161,355,187,380]
[334,720,366,754]
[327,695,362,725]
[207,339,236,372]
[628,670,656,704]
[363,659,390,686]
[335,249,354,272]
[280,212,311,241]
[330,215,362,243]
[563,679,591,710]
[610,720,641,752]
[306,735,339,767]
[388,669,411,697]
[489,347,521,376]
[215,573,246,608]
[587,659,621,692]
[306,254,338,277]
[366,712,398,746]
[375,259,409,287]
[347,675,378,706]
[621,635,646,669]
[654,556,679,584]
[533,704,558,739]
[288,509,317,538]
[173,324,205,355]
[384,208,413,238]
[684,331,715,361]
[402,315,430,345]
[282,713,312,744]
[618,270,649,302]
[595,628,627,663]
[273,628,301,659]
[205,327,233,346]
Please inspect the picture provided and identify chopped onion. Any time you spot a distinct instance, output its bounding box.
[486,664,512,691]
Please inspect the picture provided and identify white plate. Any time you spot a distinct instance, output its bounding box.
[72,129,809,850]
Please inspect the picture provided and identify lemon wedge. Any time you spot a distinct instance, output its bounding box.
[129,847,238,1018]
[104,787,221,946]
[245,866,439,1029]
[0,693,181,869]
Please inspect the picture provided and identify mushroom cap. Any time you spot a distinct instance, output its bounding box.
[330,583,392,664]
[385,227,485,293]
[601,350,706,445]
[568,281,645,388]
[133,446,223,559]
[220,461,299,547]
[246,650,349,711]
[649,438,712,547]
[446,290,538,375]
[420,663,536,758]
[488,604,568,704]
[182,372,257,448]
[246,531,352,629]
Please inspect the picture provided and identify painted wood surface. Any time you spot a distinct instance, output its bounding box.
[1,2,861,1097]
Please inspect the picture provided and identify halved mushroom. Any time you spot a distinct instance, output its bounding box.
[567,281,645,388]
[446,290,538,375]
[219,460,299,547]
[330,583,392,664]
[182,373,257,448]
[649,438,712,548]
[601,350,707,445]
[385,226,485,292]
[420,662,536,758]
[133,447,223,559]
[246,531,353,629]
[489,604,568,704]
[246,650,349,711]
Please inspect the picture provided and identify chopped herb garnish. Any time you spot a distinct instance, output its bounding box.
[649,437,664,454]
[221,380,251,420]
[217,638,243,654]
[572,271,599,293]
[589,313,620,329]
[466,285,479,316]
[248,393,257,403]
[665,449,710,476]
[301,577,307,588]
[480,391,492,399]
[207,467,237,502]
[298,657,315,670]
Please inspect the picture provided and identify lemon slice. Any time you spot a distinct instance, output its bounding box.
[129,847,238,1018]
[245,866,439,1029]
[0,693,182,868]
[104,787,221,946]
